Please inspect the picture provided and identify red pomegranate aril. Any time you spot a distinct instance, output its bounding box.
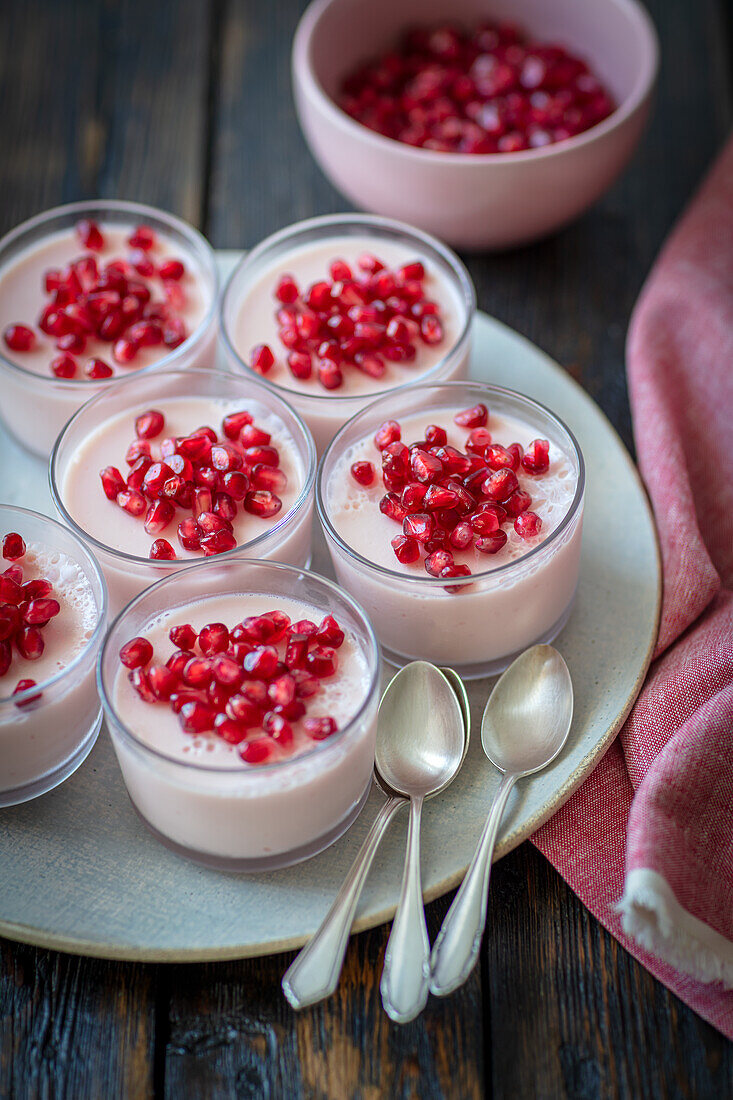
[375,420,401,450]
[454,403,488,428]
[243,645,279,680]
[212,491,237,522]
[505,488,532,517]
[125,438,152,466]
[440,563,473,591]
[449,521,474,550]
[22,579,53,600]
[177,518,200,550]
[424,425,448,447]
[507,443,524,469]
[113,338,138,364]
[13,679,42,707]
[129,667,157,703]
[419,316,444,345]
[267,673,297,709]
[482,468,519,502]
[0,576,22,604]
[144,500,175,535]
[249,342,275,375]
[522,438,550,474]
[128,225,156,251]
[287,350,312,380]
[469,508,501,536]
[403,513,434,544]
[285,634,309,670]
[515,511,543,538]
[465,428,492,456]
[179,700,216,734]
[209,654,243,690]
[120,636,154,669]
[169,623,197,651]
[0,606,21,641]
[275,274,299,304]
[401,482,428,512]
[476,531,509,554]
[349,460,376,488]
[117,489,146,517]
[182,656,213,689]
[3,324,36,353]
[197,622,229,656]
[158,258,185,281]
[318,359,343,389]
[163,319,187,348]
[147,665,179,701]
[425,549,454,577]
[2,532,26,561]
[410,449,443,484]
[142,462,174,498]
[423,483,460,511]
[240,424,271,450]
[126,456,153,490]
[23,598,60,626]
[239,737,277,765]
[226,694,263,727]
[239,678,269,707]
[220,411,252,441]
[304,716,338,741]
[84,357,113,379]
[51,353,77,378]
[149,538,177,560]
[134,409,165,439]
[243,490,282,519]
[390,532,420,565]
[306,645,338,678]
[380,492,408,524]
[76,218,105,251]
[213,716,247,744]
[314,615,345,649]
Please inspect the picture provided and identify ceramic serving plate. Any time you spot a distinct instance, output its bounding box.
[0,253,659,961]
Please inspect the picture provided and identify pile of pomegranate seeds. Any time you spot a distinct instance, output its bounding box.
[99,407,288,560]
[250,254,445,391]
[339,22,614,153]
[350,404,549,591]
[1,532,62,704]
[119,610,344,765]
[2,220,190,379]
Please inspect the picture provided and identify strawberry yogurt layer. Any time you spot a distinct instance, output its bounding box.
[0,518,106,805]
[101,571,380,869]
[0,202,217,456]
[221,216,474,451]
[53,370,317,615]
[319,386,584,676]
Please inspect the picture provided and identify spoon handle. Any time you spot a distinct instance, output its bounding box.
[282,795,406,1010]
[380,795,430,1023]
[429,771,517,997]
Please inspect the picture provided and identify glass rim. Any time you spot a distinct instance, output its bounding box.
[49,366,318,569]
[316,380,586,587]
[0,198,220,388]
[0,503,108,706]
[97,555,381,774]
[219,211,476,404]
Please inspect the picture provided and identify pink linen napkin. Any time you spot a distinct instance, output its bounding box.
[532,135,733,1038]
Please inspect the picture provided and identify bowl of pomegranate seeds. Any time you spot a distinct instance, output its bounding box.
[50,368,317,615]
[220,213,475,451]
[318,381,585,677]
[292,0,659,248]
[0,200,219,456]
[0,504,107,806]
[98,556,380,869]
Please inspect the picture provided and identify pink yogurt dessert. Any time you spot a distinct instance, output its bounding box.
[0,201,218,456]
[99,558,380,870]
[52,369,317,616]
[0,506,107,806]
[319,382,585,677]
[221,214,474,451]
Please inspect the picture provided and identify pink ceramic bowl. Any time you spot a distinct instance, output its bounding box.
[292,0,659,250]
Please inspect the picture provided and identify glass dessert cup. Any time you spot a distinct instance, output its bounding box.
[220,213,475,453]
[0,505,108,806]
[318,381,585,679]
[51,367,317,617]
[98,557,381,871]
[0,200,219,458]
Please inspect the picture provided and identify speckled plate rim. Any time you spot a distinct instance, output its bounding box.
[0,255,661,962]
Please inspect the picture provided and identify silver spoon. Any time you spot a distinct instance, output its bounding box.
[378,661,466,1023]
[429,645,573,997]
[282,663,467,1012]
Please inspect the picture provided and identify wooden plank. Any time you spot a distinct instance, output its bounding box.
[163,896,483,1100]
[0,938,156,1099]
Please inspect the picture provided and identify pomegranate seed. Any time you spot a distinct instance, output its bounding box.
[375,420,401,450]
[13,679,42,707]
[505,489,532,516]
[440,563,473,592]
[148,665,179,700]
[158,258,185,281]
[169,623,197,650]
[399,261,425,280]
[239,679,269,707]
[0,606,21,641]
[243,444,279,468]
[357,253,384,274]
[2,533,26,561]
[142,462,174,499]
[198,622,230,656]
[507,443,524,470]
[250,465,287,494]
[380,492,408,524]
[213,491,237,522]
[482,468,519,502]
[239,738,277,765]
[465,428,493,456]
[220,470,249,500]
[476,531,509,554]
[120,636,153,669]
[179,701,216,734]
[420,316,443,345]
[128,668,157,703]
[127,457,153,490]
[21,579,52,600]
[275,274,299,304]
[306,645,338,678]
[128,225,156,251]
[3,324,36,353]
[287,350,312,380]
[293,669,320,698]
[213,716,247,744]
[240,422,271,447]
[351,461,375,487]
[285,634,309,670]
[425,549,454,576]
[454,403,488,428]
[522,438,550,474]
[318,359,343,389]
[401,483,428,512]
[515,511,543,538]
[135,409,165,439]
[244,491,282,519]
[183,657,213,688]
[149,538,177,560]
[243,645,279,680]
[117,489,146,517]
[23,598,60,626]
[251,343,275,374]
[314,615,345,648]
[177,517,201,550]
[403,513,434,544]
[85,357,113,379]
[303,717,338,741]
[76,218,105,251]
[469,508,502,535]
[163,319,187,348]
[292,619,318,637]
[210,442,243,473]
[126,438,152,465]
[211,654,244,689]
[449,521,474,550]
[113,338,138,364]
[51,353,77,378]
[267,671,297,709]
[411,449,444,484]
[200,529,237,556]
[423,484,460,510]
[222,410,254,440]
[0,576,22,604]
[424,425,448,447]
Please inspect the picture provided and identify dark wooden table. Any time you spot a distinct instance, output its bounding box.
[1,1,732,1096]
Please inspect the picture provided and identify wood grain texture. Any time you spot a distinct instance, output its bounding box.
[1,0,732,1096]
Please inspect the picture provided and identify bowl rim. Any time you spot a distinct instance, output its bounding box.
[219,211,476,405]
[293,0,660,165]
[97,555,382,775]
[0,503,108,707]
[316,379,585,587]
[0,198,220,389]
[49,366,318,570]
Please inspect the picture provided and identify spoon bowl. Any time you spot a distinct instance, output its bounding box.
[482,645,574,776]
